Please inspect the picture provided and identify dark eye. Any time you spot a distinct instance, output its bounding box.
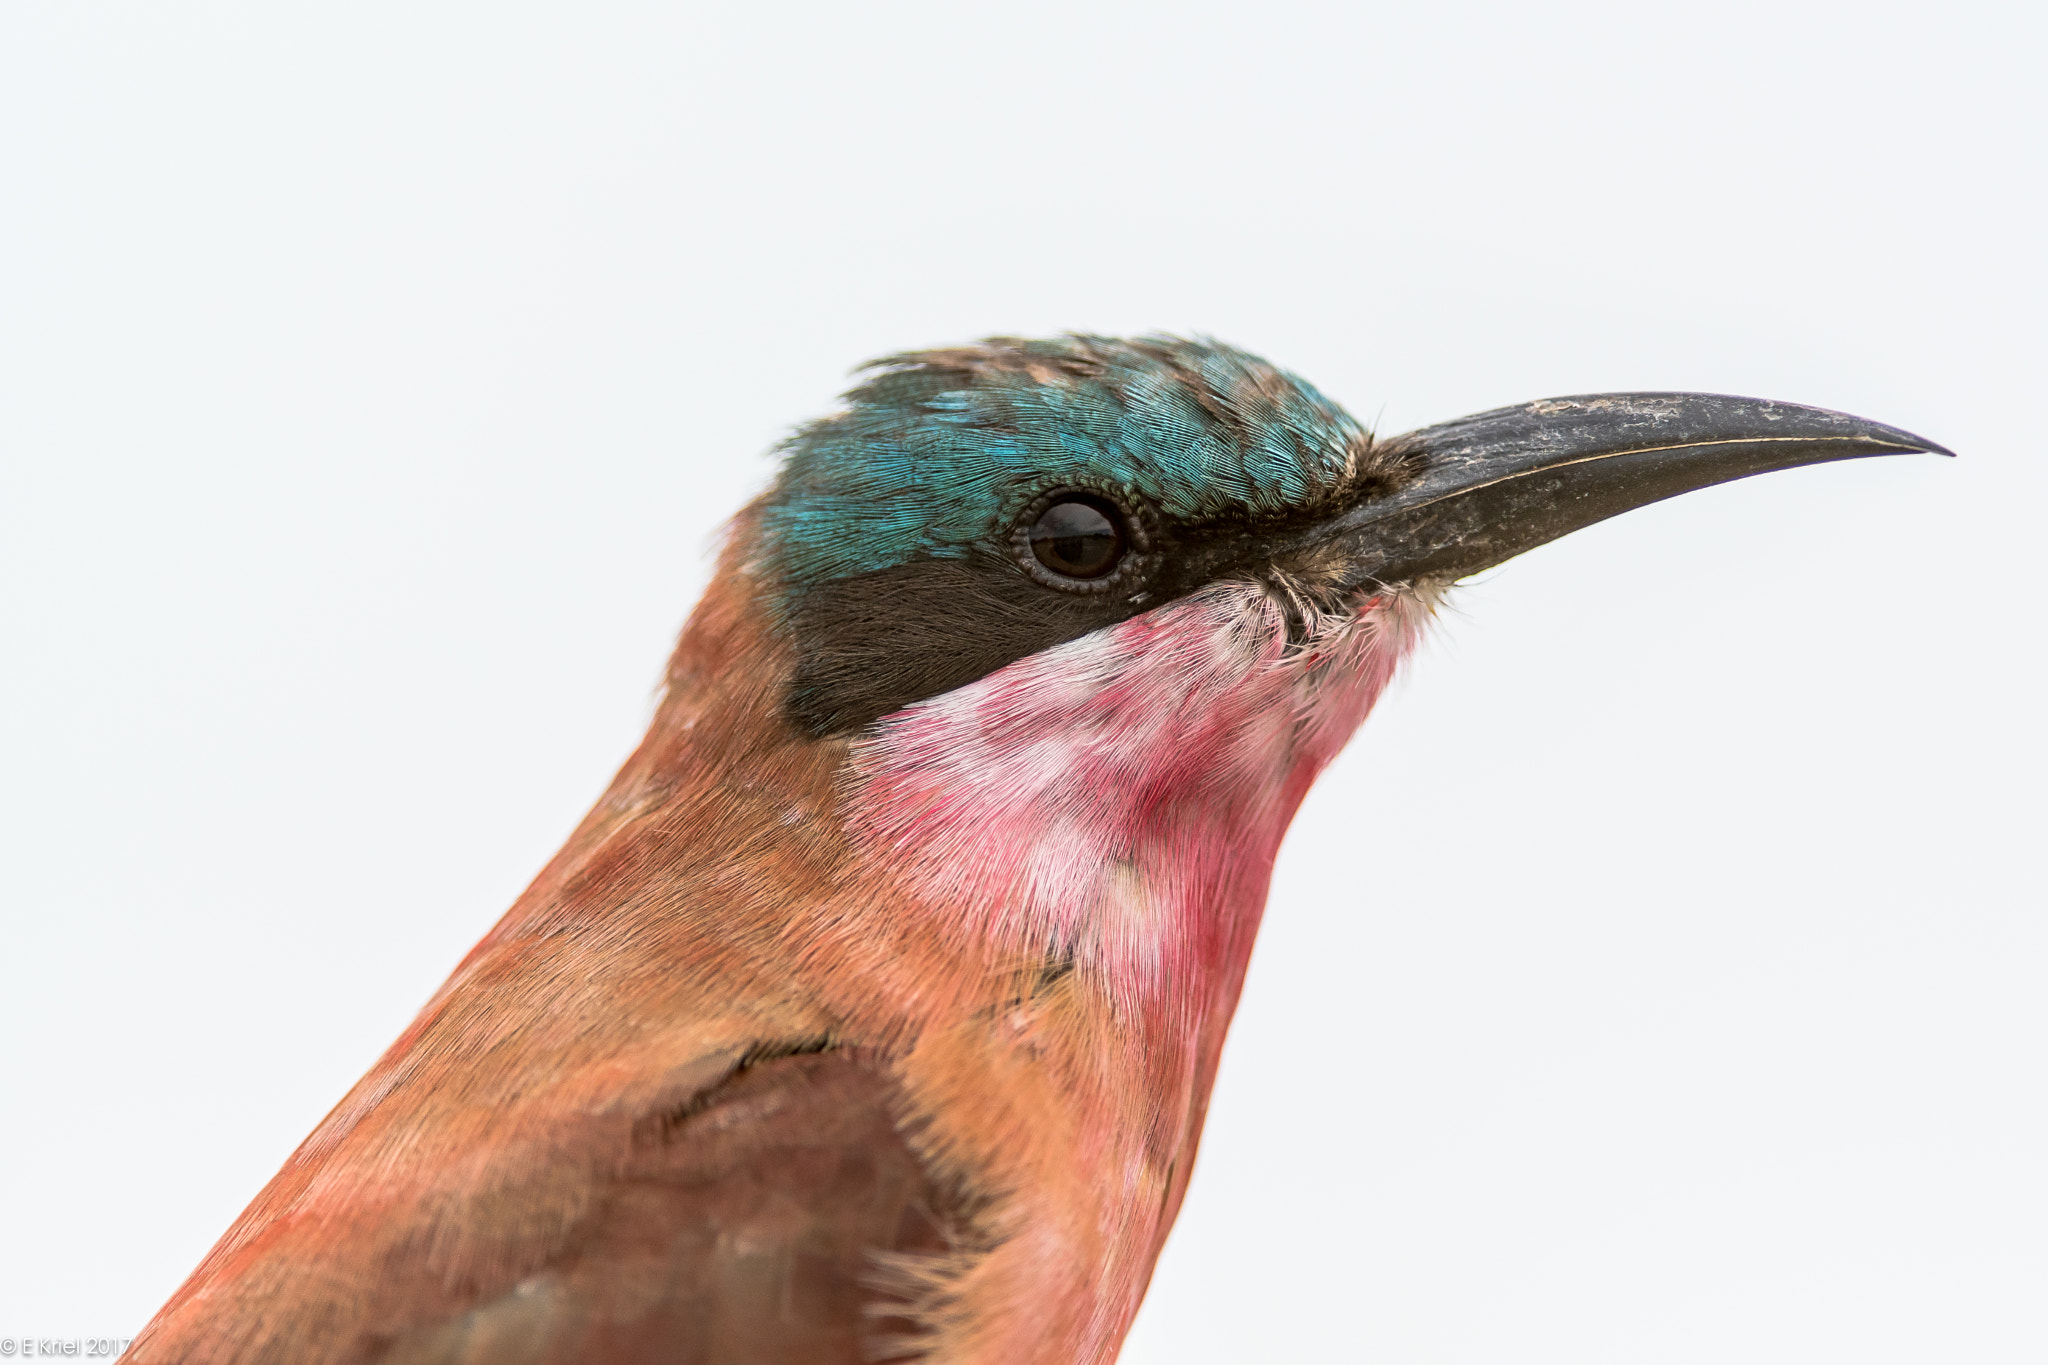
[1027,495,1126,579]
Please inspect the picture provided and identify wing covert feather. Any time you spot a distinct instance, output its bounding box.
[139,1049,968,1365]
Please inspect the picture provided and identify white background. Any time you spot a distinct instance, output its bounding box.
[3,3,2043,1360]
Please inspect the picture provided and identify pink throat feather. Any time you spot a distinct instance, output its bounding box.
[846,581,1439,1016]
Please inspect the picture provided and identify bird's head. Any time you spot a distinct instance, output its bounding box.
[754,335,1414,738]
[687,335,1943,1008]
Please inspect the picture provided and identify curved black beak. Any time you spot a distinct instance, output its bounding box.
[1324,392,1953,589]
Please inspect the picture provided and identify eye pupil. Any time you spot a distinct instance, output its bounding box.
[1028,497,1125,579]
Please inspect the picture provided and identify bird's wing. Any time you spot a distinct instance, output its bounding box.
[133,1043,971,1365]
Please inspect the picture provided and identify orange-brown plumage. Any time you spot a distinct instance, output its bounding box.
[138,541,1338,1362]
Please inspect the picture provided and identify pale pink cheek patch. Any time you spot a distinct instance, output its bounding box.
[846,583,1435,1009]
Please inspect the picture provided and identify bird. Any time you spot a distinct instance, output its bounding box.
[128,335,1948,1365]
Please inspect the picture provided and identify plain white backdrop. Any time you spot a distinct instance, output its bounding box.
[3,2,2043,1360]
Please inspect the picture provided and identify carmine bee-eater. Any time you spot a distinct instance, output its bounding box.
[131,336,1948,1365]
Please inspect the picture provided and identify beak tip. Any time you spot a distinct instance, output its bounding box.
[1883,432,1956,460]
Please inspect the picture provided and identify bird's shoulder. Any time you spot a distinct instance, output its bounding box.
[133,998,975,1364]
[373,1042,971,1365]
